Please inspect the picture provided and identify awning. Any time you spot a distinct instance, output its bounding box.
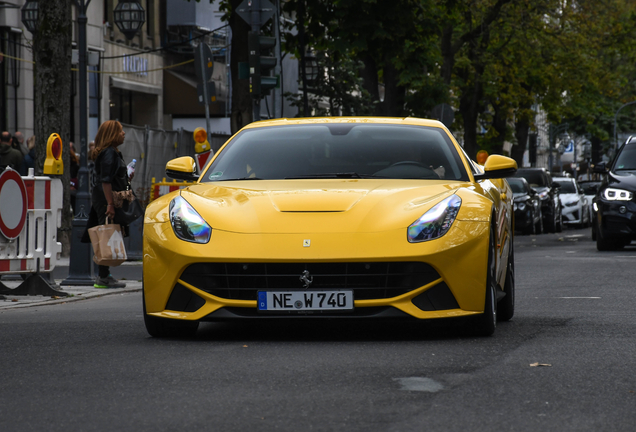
[110,76,162,95]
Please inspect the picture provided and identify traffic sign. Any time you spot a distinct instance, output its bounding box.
[0,168,27,239]
[236,0,276,28]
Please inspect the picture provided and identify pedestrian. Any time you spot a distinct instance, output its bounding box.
[0,131,23,172]
[13,131,27,156]
[81,121,132,289]
[21,135,36,175]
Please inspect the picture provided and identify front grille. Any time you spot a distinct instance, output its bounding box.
[180,262,441,301]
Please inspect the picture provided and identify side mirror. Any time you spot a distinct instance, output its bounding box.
[593,162,607,174]
[473,155,518,180]
[166,156,198,181]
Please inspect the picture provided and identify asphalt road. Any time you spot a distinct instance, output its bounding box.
[1,227,635,431]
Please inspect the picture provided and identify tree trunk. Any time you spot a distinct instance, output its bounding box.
[382,58,405,116]
[491,101,508,156]
[360,55,380,115]
[230,0,253,134]
[513,115,530,166]
[33,1,72,256]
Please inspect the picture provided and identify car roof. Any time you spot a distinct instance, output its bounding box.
[241,117,447,130]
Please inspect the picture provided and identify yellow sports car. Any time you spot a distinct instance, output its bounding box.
[143,117,517,337]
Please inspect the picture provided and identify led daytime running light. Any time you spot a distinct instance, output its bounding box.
[408,195,461,243]
[603,188,633,201]
[169,196,211,243]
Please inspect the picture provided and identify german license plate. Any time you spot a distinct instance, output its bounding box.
[257,291,354,311]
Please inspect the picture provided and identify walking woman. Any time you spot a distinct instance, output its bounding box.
[81,120,132,288]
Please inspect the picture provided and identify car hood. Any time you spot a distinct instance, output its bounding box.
[513,193,530,202]
[559,193,580,205]
[169,179,490,234]
[608,171,636,191]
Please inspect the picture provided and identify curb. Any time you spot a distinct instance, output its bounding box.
[0,284,142,310]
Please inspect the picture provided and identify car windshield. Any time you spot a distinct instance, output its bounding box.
[580,182,600,194]
[507,178,527,194]
[555,180,576,194]
[613,143,636,171]
[515,170,546,187]
[202,124,469,182]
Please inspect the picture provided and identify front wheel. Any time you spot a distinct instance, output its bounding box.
[498,240,515,322]
[472,228,497,336]
[535,210,543,234]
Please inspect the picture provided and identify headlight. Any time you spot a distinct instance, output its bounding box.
[169,195,212,243]
[408,195,461,243]
[517,202,526,211]
[603,188,633,201]
[538,190,549,200]
[565,201,578,207]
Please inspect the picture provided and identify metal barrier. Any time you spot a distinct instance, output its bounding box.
[149,177,196,203]
[0,168,66,296]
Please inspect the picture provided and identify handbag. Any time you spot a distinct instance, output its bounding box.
[88,217,127,266]
[113,184,144,225]
[114,194,144,225]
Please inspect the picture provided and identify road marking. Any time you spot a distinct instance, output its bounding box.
[393,377,444,392]
[557,297,601,299]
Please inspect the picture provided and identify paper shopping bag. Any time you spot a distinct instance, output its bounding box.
[88,222,127,266]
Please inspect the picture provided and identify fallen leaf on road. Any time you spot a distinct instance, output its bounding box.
[51,296,62,299]
[243,345,248,347]
[530,363,552,367]
[11,299,18,302]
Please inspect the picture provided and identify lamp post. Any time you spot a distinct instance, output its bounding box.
[58,0,144,285]
[613,100,636,152]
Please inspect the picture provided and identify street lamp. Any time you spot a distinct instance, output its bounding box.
[62,0,144,285]
[21,0,38,34]
[113,0,146,41]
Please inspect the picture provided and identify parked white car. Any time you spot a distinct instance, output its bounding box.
[553,177,590,228]
[579,180,602,224]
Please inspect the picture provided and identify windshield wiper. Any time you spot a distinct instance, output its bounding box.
[285,172,369,179]
[216,177,264,181]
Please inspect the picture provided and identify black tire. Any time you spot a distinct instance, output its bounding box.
[596,224,620,251]
[498,240,514,322]
[143,290,199,338]
[535,210,543,234]
[556,208,563,232]
[544,208,556,233]
[473,228,497,336]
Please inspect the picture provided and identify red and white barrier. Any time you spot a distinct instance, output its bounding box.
[0,169,63,274]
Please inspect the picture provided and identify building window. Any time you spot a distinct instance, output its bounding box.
[110,88,133,124]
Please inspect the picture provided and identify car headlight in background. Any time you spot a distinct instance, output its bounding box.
[538,190,549,200]
[516,202,526,211]
[169,195,212,243]
[603,188,633,201]
[408,195,461,243]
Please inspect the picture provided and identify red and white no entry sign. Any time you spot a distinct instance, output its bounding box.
[0,168,27,239]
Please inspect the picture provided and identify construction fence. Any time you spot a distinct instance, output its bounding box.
[118,124,229,206]
[116,125,229,259]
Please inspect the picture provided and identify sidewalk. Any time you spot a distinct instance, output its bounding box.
[0,258,143,310]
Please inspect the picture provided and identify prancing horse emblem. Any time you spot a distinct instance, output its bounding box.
[299,270,313,288]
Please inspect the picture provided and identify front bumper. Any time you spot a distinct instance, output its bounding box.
[514,208,534,229]
[597,200,636,238]
[561,203,584,224]
[143,220,492,321]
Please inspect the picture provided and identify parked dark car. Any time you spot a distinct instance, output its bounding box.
[593,136,636,250]
[513,168,563,233]
[508,177,542,234]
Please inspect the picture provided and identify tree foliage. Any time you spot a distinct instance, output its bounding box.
[214,0,636,161]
